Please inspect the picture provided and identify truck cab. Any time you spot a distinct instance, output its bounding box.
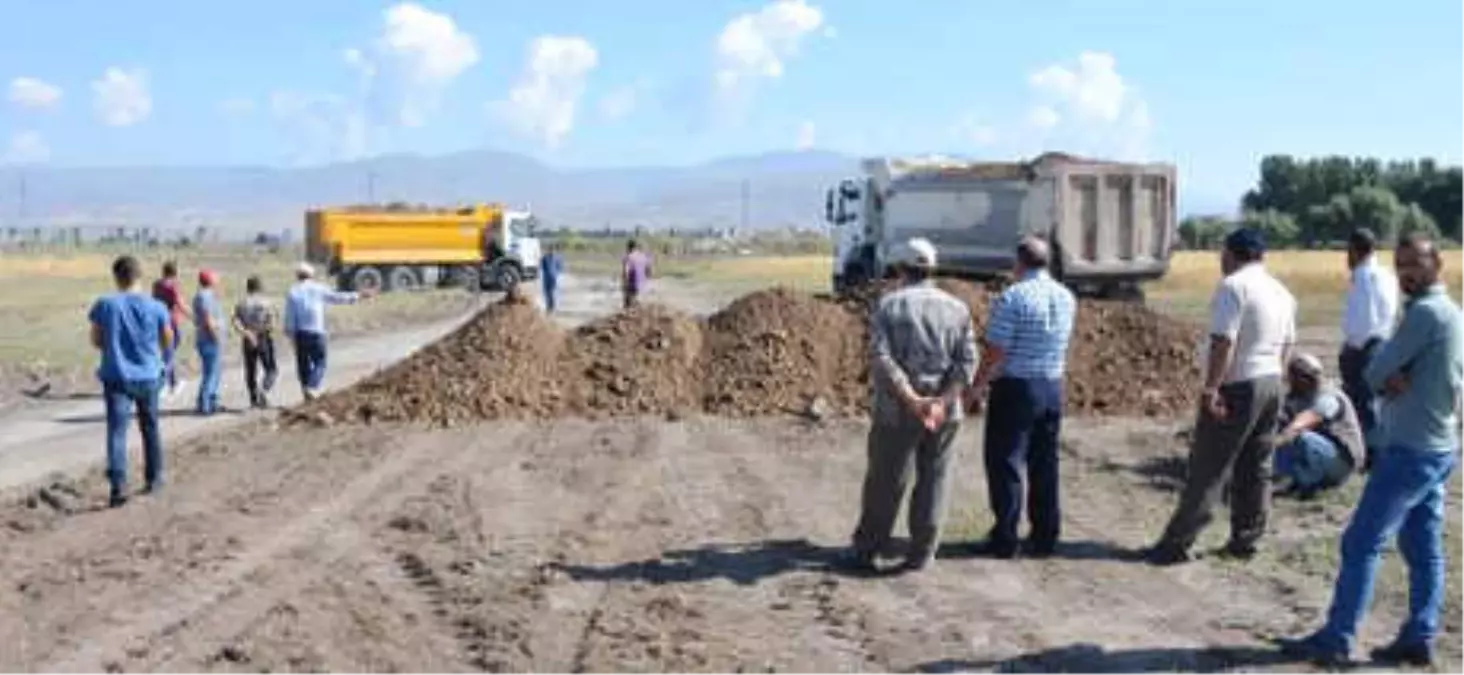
[824,177,880,294]
[482,209,543,290]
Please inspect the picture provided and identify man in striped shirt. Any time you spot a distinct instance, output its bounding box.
[966,236,1076,559]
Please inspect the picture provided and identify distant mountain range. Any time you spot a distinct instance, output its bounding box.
[0,149,1234,236]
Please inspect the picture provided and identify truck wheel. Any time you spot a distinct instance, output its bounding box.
[350,266,385,294]
[386,266,420,292]
[494,263,522,291]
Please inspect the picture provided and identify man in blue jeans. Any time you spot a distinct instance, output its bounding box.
[1282,234,1462,667]
[88,255,173,508]
[192,269,225,415]
[965,236,1076,559]
[285,262,371,400]
[1272,353,1366,498]
[540,245,565,314]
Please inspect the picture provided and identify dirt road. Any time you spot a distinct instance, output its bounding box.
[0,277,1455,673]
[0,273,715,493]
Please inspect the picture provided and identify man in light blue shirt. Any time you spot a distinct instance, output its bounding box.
[284,262,372,400]
[967,235,1076,559]
[88,255,173,507]
[1283,234,1462,668]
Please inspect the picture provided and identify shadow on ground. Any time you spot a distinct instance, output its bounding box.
[54,409,247,424]
[912,642,1296,673]
[553,539,850,585]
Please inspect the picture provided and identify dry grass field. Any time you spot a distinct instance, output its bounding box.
[0,249,479,399]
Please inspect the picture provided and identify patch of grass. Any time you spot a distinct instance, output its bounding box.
[0,248,474,381]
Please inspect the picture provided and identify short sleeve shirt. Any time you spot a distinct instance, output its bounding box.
[88,292,170,385]
[1207,263,1297,383]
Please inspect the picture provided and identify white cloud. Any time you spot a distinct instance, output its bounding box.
[3,131,50,164]
[375,2,477,126]
[1026,105,1060,129]
[8,77,62,110]
[219,96,255,116]
[599,85,639,121]
[714,0,825,105]
[92,67,152,126]
[1024,51,1152,160]
[795,121,816,150]
[1029,51,1128,123]
[493,35,599,149]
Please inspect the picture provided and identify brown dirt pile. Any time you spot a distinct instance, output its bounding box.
[298,296,566,426]
[298,280,1201,425]
[560,304,703,419]
[701,288,866,417]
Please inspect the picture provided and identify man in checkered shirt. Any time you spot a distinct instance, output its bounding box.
[967,235,1076,559]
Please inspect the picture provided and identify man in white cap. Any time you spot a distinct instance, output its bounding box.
[283,262,375,401]
[848,237,978,573]
[966,234,1077,559]
[1273,353,1366,498]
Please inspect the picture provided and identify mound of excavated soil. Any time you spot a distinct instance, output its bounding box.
[298,296,566,426]
[702,288,866,417]
[1066,300,1202,417]
[299,278,1201,425]
[560,304,703,419]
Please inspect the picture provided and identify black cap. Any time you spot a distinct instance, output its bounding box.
[1224,227,1266,256]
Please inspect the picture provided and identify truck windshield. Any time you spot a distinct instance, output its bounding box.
[507,215,538,238]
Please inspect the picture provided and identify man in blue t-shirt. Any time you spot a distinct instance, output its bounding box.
[88,255,173,507]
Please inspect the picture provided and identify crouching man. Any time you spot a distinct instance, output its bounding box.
[1273,353,1366,499]
[846,238,977,574]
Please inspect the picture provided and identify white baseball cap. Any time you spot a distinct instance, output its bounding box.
[296,262,316,277]
[893,237,938,269]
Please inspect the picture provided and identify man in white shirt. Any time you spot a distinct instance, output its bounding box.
[1338,228,1398,467]
[284,263,374,400]
[1147,228,1298,566]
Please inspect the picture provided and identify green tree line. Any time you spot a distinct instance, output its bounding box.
[1180,155,1461,249]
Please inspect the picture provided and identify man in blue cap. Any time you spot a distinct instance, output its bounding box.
[1146,227,1297,565]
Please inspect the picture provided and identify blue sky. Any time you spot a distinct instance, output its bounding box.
[1,0,1459,206]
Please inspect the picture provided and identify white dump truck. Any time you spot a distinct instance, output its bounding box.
[824,152,1177,299]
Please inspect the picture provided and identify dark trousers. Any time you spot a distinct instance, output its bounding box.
[852,416,959,562]
[983,377,1064,549]
[1339,340,1381,468]
[292,331,328,393]
[1156,376,1284,553]
[242,336,278,405]
[542,279,559,313]
[103,379,163,494]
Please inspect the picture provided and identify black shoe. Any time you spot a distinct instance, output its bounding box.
[836,549,879,574]
[1144,545,1192,567]
[1023,539,1057,559]
[978,539,1020,560]
[1277,635,1351,667]
[142,482,162,496]
[108,491,128,509]
[1370,640,1433,667]
[899,552,934,573]
[1217,541,1258,561]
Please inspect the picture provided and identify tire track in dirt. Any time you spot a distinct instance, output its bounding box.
[43,424,535,672]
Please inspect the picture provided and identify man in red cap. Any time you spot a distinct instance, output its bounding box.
[192,269,225,415]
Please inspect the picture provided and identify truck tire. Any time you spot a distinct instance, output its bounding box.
[349,266,385,294]
[386,266,420,292]
[493,263,522,291]
[453,265,481,291]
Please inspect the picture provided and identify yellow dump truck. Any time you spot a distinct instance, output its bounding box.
[303,203,542,293]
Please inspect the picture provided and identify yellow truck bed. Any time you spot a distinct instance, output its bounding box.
[305,208,494,268]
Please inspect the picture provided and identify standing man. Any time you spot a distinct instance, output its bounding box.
[1338,228,1399,470]
[90,255,172,507]
[849,237,977,573]
[622,239,652,310]
[1272,353,1366,499]
[151,260,191,398]
[285,262,372,401]
[1281,235,1462,668]
[1146,228,1296,565]
[966,236,1076,559]
[541,245,565,314]
[233,275,279,409]
[192,269,225,415]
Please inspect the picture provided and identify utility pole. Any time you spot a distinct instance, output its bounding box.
[17,171,27,224]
